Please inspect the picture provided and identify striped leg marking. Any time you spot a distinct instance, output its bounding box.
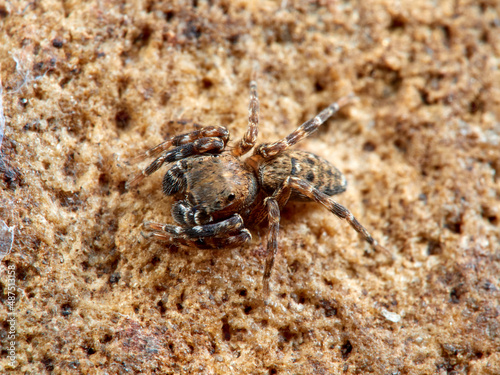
[232,80,260,157]
[254,94,355,159]
[127,137,225,188]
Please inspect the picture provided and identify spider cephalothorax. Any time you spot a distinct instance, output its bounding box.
[128,81,387,294]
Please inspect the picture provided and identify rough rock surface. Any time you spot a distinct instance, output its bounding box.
[0,0,499,374]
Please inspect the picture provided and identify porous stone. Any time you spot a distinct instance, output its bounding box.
[0,1,499,374]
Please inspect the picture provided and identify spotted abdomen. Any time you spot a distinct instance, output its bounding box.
[258,150,347,201]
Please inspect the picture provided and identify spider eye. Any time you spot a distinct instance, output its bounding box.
[228,193,236,202]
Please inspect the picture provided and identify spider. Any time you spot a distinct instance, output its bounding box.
[127,81,387,294]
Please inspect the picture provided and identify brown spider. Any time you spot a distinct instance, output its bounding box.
[127,81,387,294]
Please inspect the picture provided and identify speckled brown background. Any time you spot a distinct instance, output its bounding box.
[1,0,499,374]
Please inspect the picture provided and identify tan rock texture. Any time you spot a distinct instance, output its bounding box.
[1,0,500,374]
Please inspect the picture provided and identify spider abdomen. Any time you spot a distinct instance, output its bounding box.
[258,150,347,201]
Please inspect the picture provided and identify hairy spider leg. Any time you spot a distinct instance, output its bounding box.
[131,125,229,163]
[145,214,244,239]
[152,232,251,250]
[144,215,251,249]
[262,176,389,293]
[253,94,355,159]
[127,137,226,188]
[262,197,280,296]
[232,80,260,157]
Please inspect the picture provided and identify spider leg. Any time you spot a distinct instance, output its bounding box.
[260,175,388,294]
[277,176,388,253]
[127,137,226,188]
[232,80,259,157]
[143,214,251,249]
[131,125,229,163]
[147,231,251,250]
[262,197,280,296]
[253,94,355,160]
[145,214,244,238]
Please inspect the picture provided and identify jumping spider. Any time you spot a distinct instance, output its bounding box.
[128,81,387,294]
